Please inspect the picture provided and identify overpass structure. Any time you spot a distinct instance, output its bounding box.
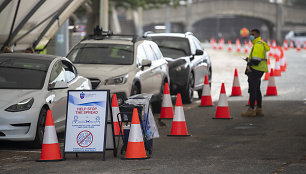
[143,0,306,42]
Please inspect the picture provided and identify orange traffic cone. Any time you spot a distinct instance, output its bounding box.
[231,68,242,96]
[112,94,122,136]
[37,110,63,162]
[236,39,241,52]
[279,46,286,72]
[228,40,232,52]
[160,82,174,119]
[264,57,271,80]
[289,40,294,49]
[296,41,301,52]
[123,108,149,160]
[168,93,190,136]
[283,40,288,50]
[213,83,231,119]
[265,68,278,96]
[274,55,282,76]
[200,75,213,106]
[304,41,306,50]
[243,41,249,53]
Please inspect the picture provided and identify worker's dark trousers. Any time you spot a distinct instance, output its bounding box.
[248,69,264,109]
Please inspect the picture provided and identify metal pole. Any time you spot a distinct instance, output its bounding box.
[100,0,109,30]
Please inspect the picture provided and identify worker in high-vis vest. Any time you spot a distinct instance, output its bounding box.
[242,29,270,117]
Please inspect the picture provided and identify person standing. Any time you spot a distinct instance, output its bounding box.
[242,29,270,117]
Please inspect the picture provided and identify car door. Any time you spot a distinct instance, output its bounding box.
[190,37,208,89]
[136,41,159,95]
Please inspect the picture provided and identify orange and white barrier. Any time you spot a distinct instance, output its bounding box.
[231,68,242,96]
[37,110,63,162]
[168,93,190,136]
[265,68,278,96]
[123,108,149,160]
[160,82,174,119]
[200,75,213,106]
[213,83,231,119]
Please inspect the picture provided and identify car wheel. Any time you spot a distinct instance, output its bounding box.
[33,107,47,148]
[131,84,140,96]
[182,73,194,103]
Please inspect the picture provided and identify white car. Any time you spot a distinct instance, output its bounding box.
[285,30,306,47]
[67,33,170,111]
[0,53,91,146]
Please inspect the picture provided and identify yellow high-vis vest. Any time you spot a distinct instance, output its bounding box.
[248,37,270,72]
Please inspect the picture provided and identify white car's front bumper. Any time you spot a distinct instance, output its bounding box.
[0,107,40,141]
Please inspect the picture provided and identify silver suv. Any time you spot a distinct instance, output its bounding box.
[67,31,170,109]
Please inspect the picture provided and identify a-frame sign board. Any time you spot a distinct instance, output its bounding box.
[63,90,116,160]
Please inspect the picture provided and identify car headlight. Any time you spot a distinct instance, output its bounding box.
[5,98,34,112]
[105,74,128,85]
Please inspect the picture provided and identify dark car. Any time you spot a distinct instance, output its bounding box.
[146,32,212,103]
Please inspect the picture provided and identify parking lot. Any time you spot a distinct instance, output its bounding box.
[1,47,306,174]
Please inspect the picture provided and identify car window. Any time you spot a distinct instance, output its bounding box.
[192,36,204,50]
[0,57,49,89]
[49,61,65,85]
[62,60,77,83]
[151,36,191,58]
[150,42,163,60]
[142,42,156,61]
[136,43,147,66]
[67,43,133,65]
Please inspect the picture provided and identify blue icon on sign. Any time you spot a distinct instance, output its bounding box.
[80,92,85,99]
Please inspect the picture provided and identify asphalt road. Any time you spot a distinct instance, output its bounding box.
[0,47,305,174]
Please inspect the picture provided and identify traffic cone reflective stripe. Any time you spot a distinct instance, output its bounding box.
[274,55,282,76]
[214,83,231,119]
[38,110,63,162]
[112,94,122,136]
[265,68,278,96]
[231,68,242,96]
[168,93,190,136]
[160,83,174,119]
[200,75,213,106]
[123,108,149,160]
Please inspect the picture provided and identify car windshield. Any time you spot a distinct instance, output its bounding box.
[67,43,134,65]
[0,57,49,89]
[151,36,191,58]
[294,32,306,37]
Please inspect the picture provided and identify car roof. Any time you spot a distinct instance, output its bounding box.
[147,32,194,38]
[81,38,134,46]
[0,53,58,62]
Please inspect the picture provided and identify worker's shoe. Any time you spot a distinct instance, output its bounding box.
[241,108,256,117]
[256,108,264,116]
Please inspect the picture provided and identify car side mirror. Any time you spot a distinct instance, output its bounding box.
[49,81,68,90]
[195,49,204,56]
[141,59,152,70]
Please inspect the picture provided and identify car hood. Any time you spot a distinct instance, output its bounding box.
[74,64,136,80]
[0,89,41,108]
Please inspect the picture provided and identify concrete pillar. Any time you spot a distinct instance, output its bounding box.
[55,20,69,57]
[275,3,284,44]
[100,0,108,30]
[185,2,192,32]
